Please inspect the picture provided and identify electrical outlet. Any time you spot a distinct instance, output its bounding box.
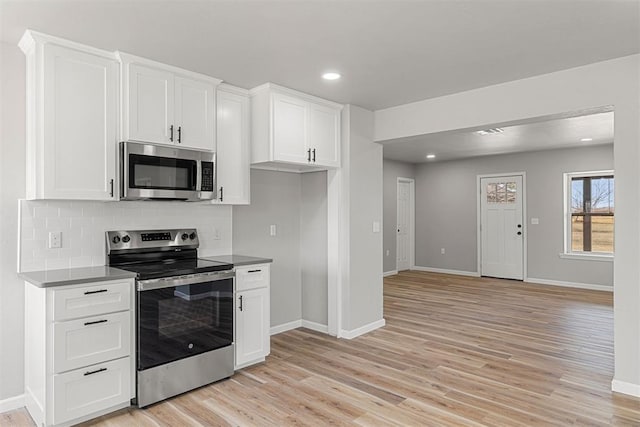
[386,249,390,256]
[213,228,221,240]
[531,218,539,225]
[49,231,62,248]
[372,221,380,233]
[270,225,277,237]
[440,248,445,255]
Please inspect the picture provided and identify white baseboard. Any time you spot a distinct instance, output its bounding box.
[612,379,640,397]
[340,318,386,340]
[383,270,398,277]
[526,277,613,292]
[301,320,329,333]
[270,320,302,336]
[411,265,480,277]
[0,394,25,414]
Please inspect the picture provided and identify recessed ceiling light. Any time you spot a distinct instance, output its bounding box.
[476,128,504,135]
[426,154,436,159]
[322,72,341,81]
[580,137,593,142]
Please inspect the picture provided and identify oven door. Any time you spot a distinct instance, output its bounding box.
[121,141,215,201]
[136,272,234,371]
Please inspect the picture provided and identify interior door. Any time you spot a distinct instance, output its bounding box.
[480,175,524,280]
[396,180,411,271]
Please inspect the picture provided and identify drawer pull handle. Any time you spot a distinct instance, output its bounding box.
[84,319,108,326]
[248,269,262,273]
[84,367,107,376]
[84,289,108,295]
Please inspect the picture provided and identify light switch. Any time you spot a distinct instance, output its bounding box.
[531,218,539,225]
[373,221,380,233]
[270,225,277,236]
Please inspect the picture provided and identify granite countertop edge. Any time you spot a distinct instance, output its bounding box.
[19,266,138,288]
[202,254,273,267]
[19,254,271,288]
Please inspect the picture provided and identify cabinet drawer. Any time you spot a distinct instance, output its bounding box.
[52,356,131,425]
[236,264,270,291]
[52,280,131,321]
[53,311,131,373]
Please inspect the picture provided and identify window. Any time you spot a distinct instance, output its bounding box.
[564,171,614,256]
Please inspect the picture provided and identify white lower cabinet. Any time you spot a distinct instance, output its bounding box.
[52,357,130,425]
[25,279,135,427]
[235,264,271,369]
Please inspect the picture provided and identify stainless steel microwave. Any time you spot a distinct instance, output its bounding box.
[120,141,216,201]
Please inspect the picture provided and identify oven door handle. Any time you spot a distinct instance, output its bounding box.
[137,270,235,291]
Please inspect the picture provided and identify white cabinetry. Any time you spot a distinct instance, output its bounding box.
[119,53,220,151]
[235,264,270,369]
[215,84,251,204]
[19,31,119,201]
[250,83,342,172]
[24,279,135,427]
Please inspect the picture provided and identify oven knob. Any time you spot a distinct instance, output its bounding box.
[181,233,189,241]
[188,343,194,349]
[122,235,131,243]
[112,235,121,244]
[189,232,197,240]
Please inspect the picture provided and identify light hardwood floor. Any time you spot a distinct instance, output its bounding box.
[4,271,639,426]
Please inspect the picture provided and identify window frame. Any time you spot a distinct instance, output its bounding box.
[562,170,614,260]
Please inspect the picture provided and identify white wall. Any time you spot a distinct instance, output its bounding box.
[413,145,613,286]
[375,54,640,394]
[233,169,302,328]
[382,159,415,273]
[300,171,328,326]
[340,105,384,334]
[0,42,27,403]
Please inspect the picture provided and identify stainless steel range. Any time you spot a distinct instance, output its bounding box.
[106,229,234,407]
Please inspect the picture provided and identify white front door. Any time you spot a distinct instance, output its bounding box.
[397,180,411,271]
[480,175,524,280]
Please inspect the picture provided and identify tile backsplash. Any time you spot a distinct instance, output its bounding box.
[19,199,232,272]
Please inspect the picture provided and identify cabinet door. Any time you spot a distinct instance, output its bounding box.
[216,89,250,204]
[127,64,174,145]
[308,103,341,168]
[272,93,308,164]
[236,288,269,368]
[175,76,216,151]
[43,44,118,200]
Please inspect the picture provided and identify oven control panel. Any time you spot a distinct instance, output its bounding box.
[106,229,200,253]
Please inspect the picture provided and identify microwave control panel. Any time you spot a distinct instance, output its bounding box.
[201,162,214,192]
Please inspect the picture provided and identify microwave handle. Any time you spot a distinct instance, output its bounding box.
[195,159,202,192]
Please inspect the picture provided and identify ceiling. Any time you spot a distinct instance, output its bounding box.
[1,1,638,110]
[382,111,614,163]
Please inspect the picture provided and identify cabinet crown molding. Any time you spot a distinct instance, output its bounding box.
[116,51,223,85]
[249,82,344,110]
[19,29,117,60]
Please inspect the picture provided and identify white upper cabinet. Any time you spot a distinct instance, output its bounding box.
[250,83,342,172]
[119,53,220,151]
[19,31,118,201]
[126,64,174,145]
[215,84,250,204]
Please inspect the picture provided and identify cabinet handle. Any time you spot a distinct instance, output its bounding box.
[307,148,311,162]
[177,126,182,143]
[84,289,107,295]
[170,125,174,142]
[239,295,243,312]
[109,179,114,197]
[84,367,107,376]
[219,186,224,202]
[248,269,262,273]
[84,319,108,326]
[312,148,316,163]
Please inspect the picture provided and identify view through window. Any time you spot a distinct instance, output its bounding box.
[568,172,614,253]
